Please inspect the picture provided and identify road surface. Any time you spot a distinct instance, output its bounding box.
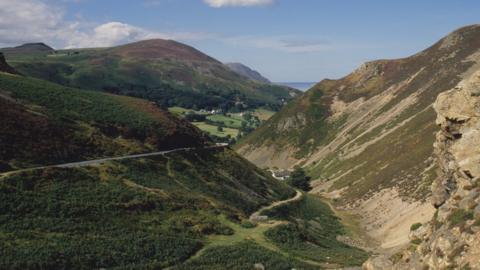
[249,190,303,222]
[0,145,224,176]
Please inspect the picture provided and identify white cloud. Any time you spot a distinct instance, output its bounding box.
[0,0,326,55]
[0,0,214,49]
[66,22,216,48]
[204,0,274,8]
[226,36,331,53]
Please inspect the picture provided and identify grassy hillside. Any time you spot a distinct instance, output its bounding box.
[0,72,208,171]
[238,24,480,202]
[0,148,298,269]
[0,71,367,268]
[1,40,299,111]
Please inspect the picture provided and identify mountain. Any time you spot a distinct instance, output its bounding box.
[0,42,54,56]
[225,62,271,83]
[364,61,480,270]
[237,24,480,249]
[0,72,366,268]
[0,40,299,111]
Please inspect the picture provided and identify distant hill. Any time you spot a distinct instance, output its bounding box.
[1,42,54,56]
[225,62,271,84]
[1,40,299,111]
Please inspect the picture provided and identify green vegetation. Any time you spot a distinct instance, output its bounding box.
[0,148,296,269]
[449,209,474,227]
[410,223,422,231]
[171,107,268,144]
[287,167,312,191]
[193,122,239,138]
[2,42,298,111]
[262,194,369,267]
[175,241,316,270]
[0,73,207,171]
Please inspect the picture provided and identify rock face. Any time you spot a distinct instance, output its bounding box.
[363,66,480,270]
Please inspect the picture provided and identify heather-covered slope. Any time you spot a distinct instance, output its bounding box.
[0,72,209,171]
[1,39,299,110]
[237,24,480,249]
[226,62,271,84]
[0,147,301,269]
[0,72,366,268]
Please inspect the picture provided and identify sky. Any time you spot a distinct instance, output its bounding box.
[0,0,479,82]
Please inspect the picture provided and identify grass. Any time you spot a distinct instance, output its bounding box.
[169,106,193,115]
[262,194,369,267]
[174,241,317,270]
[0,72,207,171]
[251,108,276,121]
[3,45,298,111]
[207,114,245,129]
[0,148,295,269]
[193,122,239,138]
[449,209,474,227]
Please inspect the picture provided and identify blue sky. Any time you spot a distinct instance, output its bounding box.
[1,0,479,81]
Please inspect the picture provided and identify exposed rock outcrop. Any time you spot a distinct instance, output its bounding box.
[363,67,480,270]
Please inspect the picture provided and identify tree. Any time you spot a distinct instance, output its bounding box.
[287,168,311,191]
[217,126,224,132]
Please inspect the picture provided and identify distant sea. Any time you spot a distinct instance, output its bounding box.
[275,82,316,91]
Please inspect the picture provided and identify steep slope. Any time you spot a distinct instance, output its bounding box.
[226,62,271,83]
[364,59,480,270]
[0,73,366,268]
[0,53,18,74]
[0,72,208,172]
[1,40,299,110]
[237,24,480,248]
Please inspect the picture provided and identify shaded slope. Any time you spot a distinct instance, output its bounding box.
[0,53,18,74]
[0,72,209,171]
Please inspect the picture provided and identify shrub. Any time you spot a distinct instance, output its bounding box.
[449,209,474,226]
[286,168,311,192]
[410,223,422,231]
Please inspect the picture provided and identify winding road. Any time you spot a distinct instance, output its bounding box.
[249,190,303,222]
[0,145,225,177]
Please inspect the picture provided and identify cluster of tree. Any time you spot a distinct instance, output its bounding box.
[286,168,312,192]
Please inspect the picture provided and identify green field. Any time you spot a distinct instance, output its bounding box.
[193,122,239,138]
[170,106,274,141]
[206,114,245,129]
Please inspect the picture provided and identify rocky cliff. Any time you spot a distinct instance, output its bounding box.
[364,63,480,270]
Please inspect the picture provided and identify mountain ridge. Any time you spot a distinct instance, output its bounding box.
[237,24,480,249]
[1,39,299,111]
